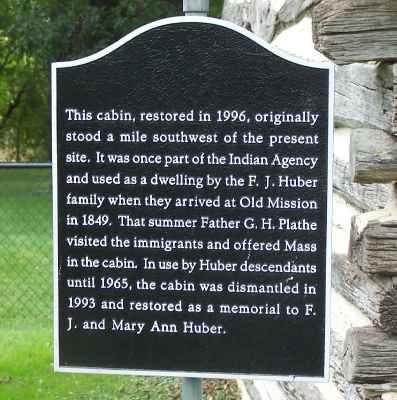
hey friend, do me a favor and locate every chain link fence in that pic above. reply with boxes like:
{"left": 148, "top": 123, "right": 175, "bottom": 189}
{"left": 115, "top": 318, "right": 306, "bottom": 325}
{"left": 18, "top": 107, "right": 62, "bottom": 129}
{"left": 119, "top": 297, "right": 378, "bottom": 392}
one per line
{"left": 0, "top": 164, "right": 241, "bottom": 400}
{"left": 0, "top": 164, "right": 52, "bottom": 328}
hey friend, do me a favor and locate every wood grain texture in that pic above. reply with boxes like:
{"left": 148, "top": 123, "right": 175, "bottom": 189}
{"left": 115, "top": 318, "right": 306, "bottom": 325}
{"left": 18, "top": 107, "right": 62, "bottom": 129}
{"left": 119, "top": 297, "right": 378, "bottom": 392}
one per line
{"left": 313, "top": 0, "right": 397, "bottom": 64}
{"left": 333, "top": 158, "right": 394, "bottom": 212}
{"left": 362, "top": 383, "right": 397, "bottom": 399}
{"left": 335, "top": 64, "right": 393, "bottom": 132}
{"left": 222, "top": 0, "right": 277, "bottom": 41}
{"left": 277, "top": 0, "right": 318, "bottom": 31}
{"left": 329, "top": 291, "right": 371, "bottom": 400}
{"left": 394, "top": 64, "right": 397, "bottom": 135}
{"left": 332, "top": 254, "right": 397, "bottom": 334}
{"left": 242, "top": 289, "right": 371, "bottom": 400}
{"left": 350, "top": 129, "right": 397, "bottom": 183}
{"left": 223, "top": 0, "right": 318, "bottom": 42}
{"left": 343, "top": 327, "right": 397, "bottom": 384}
{"left": 274, "top": 289, "right": 370, "bottom": 400}
{"left": 350, "top": 209, "right": 397, "bottom": 275}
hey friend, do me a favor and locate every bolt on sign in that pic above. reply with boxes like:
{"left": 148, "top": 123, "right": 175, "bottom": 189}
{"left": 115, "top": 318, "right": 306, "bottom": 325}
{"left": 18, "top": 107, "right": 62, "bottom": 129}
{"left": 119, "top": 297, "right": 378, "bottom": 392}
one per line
{"left": 52, "top": 16, "right": 334, "bottom": 381}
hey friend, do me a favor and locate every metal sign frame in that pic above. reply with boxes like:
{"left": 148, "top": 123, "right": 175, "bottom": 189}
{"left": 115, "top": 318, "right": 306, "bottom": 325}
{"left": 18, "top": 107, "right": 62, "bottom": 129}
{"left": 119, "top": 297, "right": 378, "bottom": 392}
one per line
{"left": 52, "top": 16, "right": 334, "bottom": 382}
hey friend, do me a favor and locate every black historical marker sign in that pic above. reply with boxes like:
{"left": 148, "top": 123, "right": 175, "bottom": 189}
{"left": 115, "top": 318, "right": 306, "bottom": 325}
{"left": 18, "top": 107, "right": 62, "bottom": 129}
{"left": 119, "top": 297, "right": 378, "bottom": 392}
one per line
{"left": 52, "top": 17, "right": 333, "bottom": 380}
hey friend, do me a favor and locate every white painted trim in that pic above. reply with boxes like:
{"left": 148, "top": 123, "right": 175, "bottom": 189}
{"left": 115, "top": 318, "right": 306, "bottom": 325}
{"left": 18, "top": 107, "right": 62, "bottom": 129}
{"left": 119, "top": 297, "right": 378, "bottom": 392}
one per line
{"left": 54, "top": 365, "right": 330, "bottom": 382}
{"left": 51, "top": 62, "right": 60, "bottom": 370}
{"left": 52, "top": 16, "right": 332, "bottom": 71}
{"left": 52, "top": 16, "right": 334, "bottom": 382}
{"left": 324, "top": 64, "right": 335, "bottom": 382}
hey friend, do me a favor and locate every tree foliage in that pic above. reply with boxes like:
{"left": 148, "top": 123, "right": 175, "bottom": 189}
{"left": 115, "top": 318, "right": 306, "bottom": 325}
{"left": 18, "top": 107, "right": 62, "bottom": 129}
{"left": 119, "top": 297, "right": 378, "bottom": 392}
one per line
{"left": 0, "top": 0, "right": 224, "bottom": 161}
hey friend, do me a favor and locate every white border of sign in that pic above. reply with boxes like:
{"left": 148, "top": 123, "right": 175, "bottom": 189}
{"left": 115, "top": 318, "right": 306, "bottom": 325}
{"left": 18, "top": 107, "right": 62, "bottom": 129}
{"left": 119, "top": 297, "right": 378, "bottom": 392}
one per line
{"left": 52, "top": 16, "right": 334, "bottom": 382}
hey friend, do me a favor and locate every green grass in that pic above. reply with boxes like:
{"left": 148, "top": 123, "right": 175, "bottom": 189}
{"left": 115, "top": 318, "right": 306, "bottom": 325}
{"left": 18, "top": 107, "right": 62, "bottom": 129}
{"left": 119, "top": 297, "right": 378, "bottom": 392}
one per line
{"left": 0, "top": 328, "right": 183, "bottom": 400}
{"left": 0, "top": 169, "right": 240, "bottom": 400}
{"left": 0, "top": 326, "right": 239, "bottom": 400}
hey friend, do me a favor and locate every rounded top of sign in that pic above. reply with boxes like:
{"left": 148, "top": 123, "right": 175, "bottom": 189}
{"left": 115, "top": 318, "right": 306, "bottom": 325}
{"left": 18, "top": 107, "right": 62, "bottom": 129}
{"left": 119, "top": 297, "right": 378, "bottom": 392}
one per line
{"left": 52, "top": 16, "right": 333, "bottom": 71}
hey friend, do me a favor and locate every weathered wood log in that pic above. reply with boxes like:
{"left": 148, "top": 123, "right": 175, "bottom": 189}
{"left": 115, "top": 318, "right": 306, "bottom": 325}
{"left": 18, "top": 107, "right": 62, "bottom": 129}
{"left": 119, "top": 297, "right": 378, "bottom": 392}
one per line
{"left": 222, "top": 0, "right": 251, "bottom": 30}
{"left": 312, "top": 0, "right": 397, "bottom": 64}
{"left": 343, "top": 327, "right": 397, "bottom": 384}
{"left": 223, "top": 0, "right": 319, "bottom": 43}
{"left": 335, "top": 64, "right": 393, "bottom": 132}
{"left": 277, "top": 0, "right": 318, "bottom": 31}
{"left": 244, "top": 288, "right": 370, "bottom": 400}
{"left": 333, "top": 158, "right": 395, "bottom": 212}
{"left": 247, "top": 261, "right": 396, "bottom": 398}
{"left": 350, "top": 129, "right": 397, "bottom": 184}
{"left": 222, "top": 0, "right": 277, "bottom": 42}
{"left": 280, "top": 289, "right": 370, "bottom": 400}
{"left": 332, "top": 254, "right": 397, "bottom": 334}
{"left": 326, "top": 290, "right": 370, "bottom": 400}
{"left": 349, "top": 209, "right": 397, "bottom": 275}
{"left": 246, "top": 0, "right": 278, "bottom": 41}
{"left": 394, "top": 64, "right": 397, "bottom": 136}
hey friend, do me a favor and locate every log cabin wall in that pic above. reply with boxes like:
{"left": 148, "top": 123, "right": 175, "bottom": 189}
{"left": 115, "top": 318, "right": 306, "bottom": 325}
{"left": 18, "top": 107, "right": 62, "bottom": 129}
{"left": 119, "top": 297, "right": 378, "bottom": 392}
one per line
{"left": 222, "top": 1, "right": 397, "bottom": 399}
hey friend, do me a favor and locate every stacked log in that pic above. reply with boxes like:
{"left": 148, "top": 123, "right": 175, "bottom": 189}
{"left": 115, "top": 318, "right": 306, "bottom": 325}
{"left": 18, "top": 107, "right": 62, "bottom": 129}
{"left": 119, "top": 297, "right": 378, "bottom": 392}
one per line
{"left": 341, "top": 209, "right": 397, "bottom": 398}
{"left": 333, "top": 157, "right": 394, "bottom": 211}
{"left": 312, "top": 0, "right": 397, "bottom": 64}
{"left": 316, "top": 3, "right": 397, "bottom": 398}
{"left": 349, "top": 209, "right": 397, "bottom": 275}
{"left": 344, "top": 328, "right": 397, "bottom": 384}
{"left": 335, "top": 64, "right": 393, "bottom": 132}
{"left": 350, "top": 130, "right": 397, "bottom": 184}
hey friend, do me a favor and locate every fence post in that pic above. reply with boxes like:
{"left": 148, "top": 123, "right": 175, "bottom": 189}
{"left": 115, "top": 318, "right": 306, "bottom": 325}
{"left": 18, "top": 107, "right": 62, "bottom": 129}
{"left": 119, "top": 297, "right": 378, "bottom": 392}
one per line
{"left": 182, "top": 377, "right": 203, "bottom": 400}
{"left": 183, "top": 0, "right": 209, "bottom": 16}
{"left": 180, "top": 1, "right": 209, "bottom": 398}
